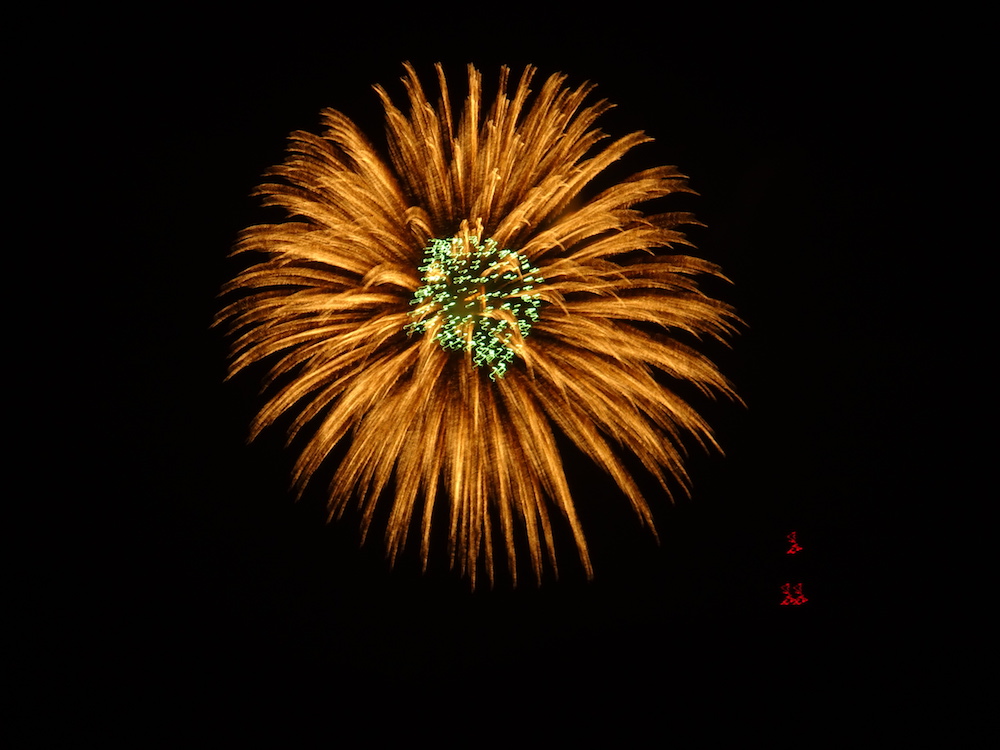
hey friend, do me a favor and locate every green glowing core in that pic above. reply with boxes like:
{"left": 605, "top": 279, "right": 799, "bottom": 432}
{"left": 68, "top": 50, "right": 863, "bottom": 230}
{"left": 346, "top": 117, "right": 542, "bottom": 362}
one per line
{"left": 407, "top": 234, "right": 543, "bottom": 379}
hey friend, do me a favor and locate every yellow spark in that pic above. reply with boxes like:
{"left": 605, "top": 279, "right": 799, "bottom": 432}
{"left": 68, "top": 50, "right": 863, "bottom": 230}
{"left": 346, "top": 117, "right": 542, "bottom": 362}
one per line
{"left": 216, "top": 63, "right": 742, "bottom": 588}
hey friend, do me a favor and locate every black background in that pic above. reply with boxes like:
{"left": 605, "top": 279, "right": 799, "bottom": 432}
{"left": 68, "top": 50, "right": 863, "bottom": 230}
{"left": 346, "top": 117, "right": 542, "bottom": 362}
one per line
{"left": 37, "top": 4, "right": 958, "bottom": 737}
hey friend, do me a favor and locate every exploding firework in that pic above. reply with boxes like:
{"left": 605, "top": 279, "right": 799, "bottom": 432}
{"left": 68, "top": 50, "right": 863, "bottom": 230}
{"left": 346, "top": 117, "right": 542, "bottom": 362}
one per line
{"left": 217, "top": 63, "right": 741, "bottom": 587}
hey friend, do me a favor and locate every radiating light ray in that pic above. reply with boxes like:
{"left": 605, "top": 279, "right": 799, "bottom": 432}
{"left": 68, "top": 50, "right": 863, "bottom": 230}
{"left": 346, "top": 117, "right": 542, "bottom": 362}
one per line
{"left": 217, "top": 62, "right": 742, "bottom": 588}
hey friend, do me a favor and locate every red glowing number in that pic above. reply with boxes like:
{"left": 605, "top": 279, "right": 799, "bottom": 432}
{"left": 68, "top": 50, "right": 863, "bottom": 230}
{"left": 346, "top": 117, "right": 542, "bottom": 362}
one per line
{"left": 780, "top": 582, "right": 808, "bottom": 605}
{"left": 786, "top": 531, "right": 803, "bottom": 555}
{"left": 781, "top": 532, "right": 808, "bottom": 605}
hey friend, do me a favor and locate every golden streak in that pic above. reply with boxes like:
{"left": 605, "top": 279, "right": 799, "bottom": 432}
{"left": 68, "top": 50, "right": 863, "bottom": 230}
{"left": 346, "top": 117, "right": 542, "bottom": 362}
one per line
{"left": 217, "top": 63, "right": 742, "bottom": 588}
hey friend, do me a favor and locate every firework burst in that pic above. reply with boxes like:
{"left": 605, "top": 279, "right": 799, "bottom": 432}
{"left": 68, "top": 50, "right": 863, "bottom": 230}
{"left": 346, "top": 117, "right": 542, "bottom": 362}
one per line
{"left": 217, "top": 63, "right": 741, "bottom": 587}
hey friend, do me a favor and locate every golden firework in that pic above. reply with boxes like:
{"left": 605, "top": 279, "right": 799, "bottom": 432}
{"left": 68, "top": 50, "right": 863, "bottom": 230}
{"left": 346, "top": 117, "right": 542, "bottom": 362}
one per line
{"left": 217, "top": 63, "right": 742, "bottom": 587}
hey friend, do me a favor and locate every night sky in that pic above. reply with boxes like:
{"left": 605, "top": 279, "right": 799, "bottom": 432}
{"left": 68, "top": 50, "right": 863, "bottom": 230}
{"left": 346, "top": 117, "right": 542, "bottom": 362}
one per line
{"left": 40, "top": 5, "right": 949, "bottom": 735}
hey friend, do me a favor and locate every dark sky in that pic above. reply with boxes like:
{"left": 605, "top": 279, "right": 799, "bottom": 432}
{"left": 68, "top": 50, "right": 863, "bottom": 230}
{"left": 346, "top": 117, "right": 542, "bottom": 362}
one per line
{"left": 43, "top": 5, "right": 948, "bottom": 734}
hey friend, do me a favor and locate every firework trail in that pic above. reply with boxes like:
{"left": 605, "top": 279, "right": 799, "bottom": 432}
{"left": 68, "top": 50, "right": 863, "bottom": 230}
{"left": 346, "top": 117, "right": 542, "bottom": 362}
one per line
{"left": 217, "top": 63, "right": 742, "bottom": 587}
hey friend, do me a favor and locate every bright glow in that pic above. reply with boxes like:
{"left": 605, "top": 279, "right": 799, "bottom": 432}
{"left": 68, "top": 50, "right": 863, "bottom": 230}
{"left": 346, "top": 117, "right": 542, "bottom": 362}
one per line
{"left": 216, "top": 63, "right": 742, "bottom": 588}
{"left": 406, "top": 234, "right": 543, "bottom": 380}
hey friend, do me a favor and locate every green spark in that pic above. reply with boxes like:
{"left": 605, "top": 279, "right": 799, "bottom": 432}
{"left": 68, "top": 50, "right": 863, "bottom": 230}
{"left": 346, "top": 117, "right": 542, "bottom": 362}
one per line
{"left": 406, "top": 235, "right": 543, "bottom": 379}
